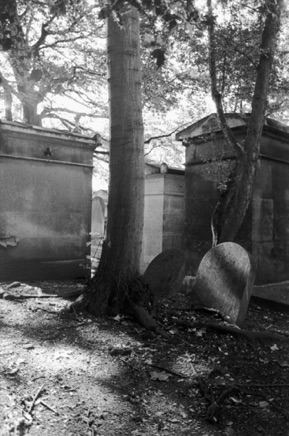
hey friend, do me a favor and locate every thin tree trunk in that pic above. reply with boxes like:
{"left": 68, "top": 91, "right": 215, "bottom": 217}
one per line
{"left": 17, "top": 81, "right": 42, "bottom": 126}
{"left": 209, "top": 0, "right": 282, "bottom": 245}
{"left": 1, "top": 78, "right": 13, "bottom": 121}
{"left": 1, "top": 0, "right": 42, "bottom": 126}
{"left": 22, "top": 99, "right": 41, "bottom": 126}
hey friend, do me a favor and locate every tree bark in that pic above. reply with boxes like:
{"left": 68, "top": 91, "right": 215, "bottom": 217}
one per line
{"left": 4, "top": 91, "right": 13, "bottom": 121}
{"left": 209, "top": 0, "right": 282, "bottom": 245}
{"left": 106, "top": 7, "right": 144, "bottom": 276}
{"left": 21, "top": 93, "right": 41, "bottom": 126}
{"left": 73, "top": 6, "right": 146, "bottom": 317}
{"left": 0, "top": 75, "right": 13, "bottom": 121}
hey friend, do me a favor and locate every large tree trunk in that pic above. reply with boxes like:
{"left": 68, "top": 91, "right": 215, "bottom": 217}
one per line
{"left": 209, "top": 0, "right": 282, "bottom": 245}
{"left": 73, "top": 7, "right": 147, "bottom": 317}
{"left": 106, "top": 7, "right": 144, "bottom": 277}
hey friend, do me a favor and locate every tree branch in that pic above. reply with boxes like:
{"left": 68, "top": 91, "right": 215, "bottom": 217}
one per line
{"left": 246, "top": 0, "right": 282, "bottom": 164}
{"left": 42, "top": 107, "right": 105, "bottom": 118}
{"left": 207, "top": 0, "right": 244, "bottom": 159}
{"left": 32, "top": 23, "right": 50, "bottom": 54}
{"left": 43, "top": 114, "right": 74, "bottom": 130}
{"left": 93, "top": 153, "right": 109, "bottom": 163}
{"left": 39, "top": 34, "right": 89, "bottom": 50}
{"left": 73, "top": 66, "right": 106, "bottom": 78}
{"left": 144, "top": 121, "right": 192, "bottom": 145}
{"left": 94, "top": 150, "right": 109, "bottom": 155}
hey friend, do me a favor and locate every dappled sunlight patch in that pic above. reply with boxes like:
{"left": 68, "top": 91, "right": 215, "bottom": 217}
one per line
{"left": 2, "top": 279, "right": 289, "bottom": 435}
{"left": 27, "top": 345, "right": 90, "bottom": 373}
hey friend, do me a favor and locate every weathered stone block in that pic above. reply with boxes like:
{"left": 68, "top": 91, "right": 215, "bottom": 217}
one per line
{"left": 252, "top": 198, "right": 274, "bottom": 242}
{"left": 253, "top": 281, "right": 289, "bottom": 305}
{"left": 164, "top": 195, "right": 184, "bottom": 213}
{"left": 0, "top": 123, "right": 95, "bottom": 280}
{"left": 163, "top": 175, "right": 184, "bottom": 194}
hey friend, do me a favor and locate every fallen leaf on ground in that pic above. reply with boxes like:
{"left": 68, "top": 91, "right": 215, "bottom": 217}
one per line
{"left": 149, "top": 371, "right": 171, "bottom": 381}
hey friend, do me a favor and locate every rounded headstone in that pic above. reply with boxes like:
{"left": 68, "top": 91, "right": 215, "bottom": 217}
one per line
{"left": 193, "top": 242, "right": 255, "bottom": 325}
{"left": 143, "top": 249, "right": 185, "bottom": 302}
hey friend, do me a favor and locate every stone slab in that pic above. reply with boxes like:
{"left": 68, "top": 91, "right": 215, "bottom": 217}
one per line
{"left": 143, "top": 249, "right": 185, "bottom": 302}
{"left": 253, "top": 281, "right": 289, "bottom": 306}
{"left": 192, "top": 242, "right": 255, "bottom": 325}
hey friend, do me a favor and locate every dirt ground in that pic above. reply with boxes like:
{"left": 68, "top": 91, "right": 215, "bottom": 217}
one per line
{"left": 1, "top": 280, "right": 289, "bottom": 436}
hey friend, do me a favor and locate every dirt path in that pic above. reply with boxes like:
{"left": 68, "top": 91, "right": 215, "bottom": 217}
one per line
{"left": 1, "top": 280, "right": 289, "bottom": 436}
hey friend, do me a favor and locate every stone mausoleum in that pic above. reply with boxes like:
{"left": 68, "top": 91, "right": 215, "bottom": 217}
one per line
{"left": 0, "top": 121, "right": 96, "bottom": 281}
{"left": 90, "top": 163, "right": 185, "bottom": 274}
{"left": 140, "top": 163, "right": 185, "bottom": 272}
{"left": 176, "top": 113, "right": 289, "bottom": 285}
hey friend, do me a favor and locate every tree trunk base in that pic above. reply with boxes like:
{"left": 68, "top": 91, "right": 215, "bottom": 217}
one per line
{"left": 68, "top": 273, "right": 169, "bottom": 338}
{"left": 69, "top": 278, "right": 111, "bottom": 316}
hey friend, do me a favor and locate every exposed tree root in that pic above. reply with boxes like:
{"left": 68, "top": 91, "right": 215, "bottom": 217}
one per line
{"left": 69, "top": 277, "right": 112, "bottom": 316}
{"left": 174, "top": 319, "right": 289, "bottom": 342}
{"left": 198, "top": 373, "right": 289, "bottom": 424}
{"left": 125, "top": 302, "right": 170, "bottom": 340}
{"left": 146, "top": 363, "right": 190, "bottom": 379}
{"left": 198, "top": 377, "right": 240, "bottom": 423}
{"left": 68, "top": 271, "right": 170, "bottom": 338}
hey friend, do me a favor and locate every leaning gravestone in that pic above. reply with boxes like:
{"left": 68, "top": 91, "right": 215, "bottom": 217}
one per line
{"left": 143, "top": 249, "right": 186, "bottom": 306}
{"left": 192, "top": 242, "right": 255, "bottom": 326}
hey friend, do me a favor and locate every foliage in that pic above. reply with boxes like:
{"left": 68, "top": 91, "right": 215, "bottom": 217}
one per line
{"left": 1, "top": 0, "right": 289, "bottom": 128}
{"left": 207, "top": 0, "right": 285, "bottom": 244}
{"left": 100, "top": 0, "right": 286, "bottom": 246}
{"left": 0, "top": 0, "right": 106, "bottom": 127}
{"left": 132, "top": 1, "right": 288, "bottom": 118}
{"left": 1, "top": 0, "right": 288, "bottom": 176}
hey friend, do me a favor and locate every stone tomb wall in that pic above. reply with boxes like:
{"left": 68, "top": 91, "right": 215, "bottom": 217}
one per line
{"left": 0, "top": 122, "right": 95, "bottom": 281}
{"left": 184, "top": 127, "right": 289, "bottom": 284}
{"left": 252, "top": 157, "right": 289, "bottom": 284}
{"left": 140, "top": 173, "right": 185, "bottom": 273}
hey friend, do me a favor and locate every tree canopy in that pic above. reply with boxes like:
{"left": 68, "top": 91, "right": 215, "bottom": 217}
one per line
{"left": 0, "top": 0, "right": 288, "bottom": 165}
{"left": 93, "top": 0, "right": 288, "bottom": 246}
{"left": 0, "top": 0, "right": 106, "bottom": 127}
